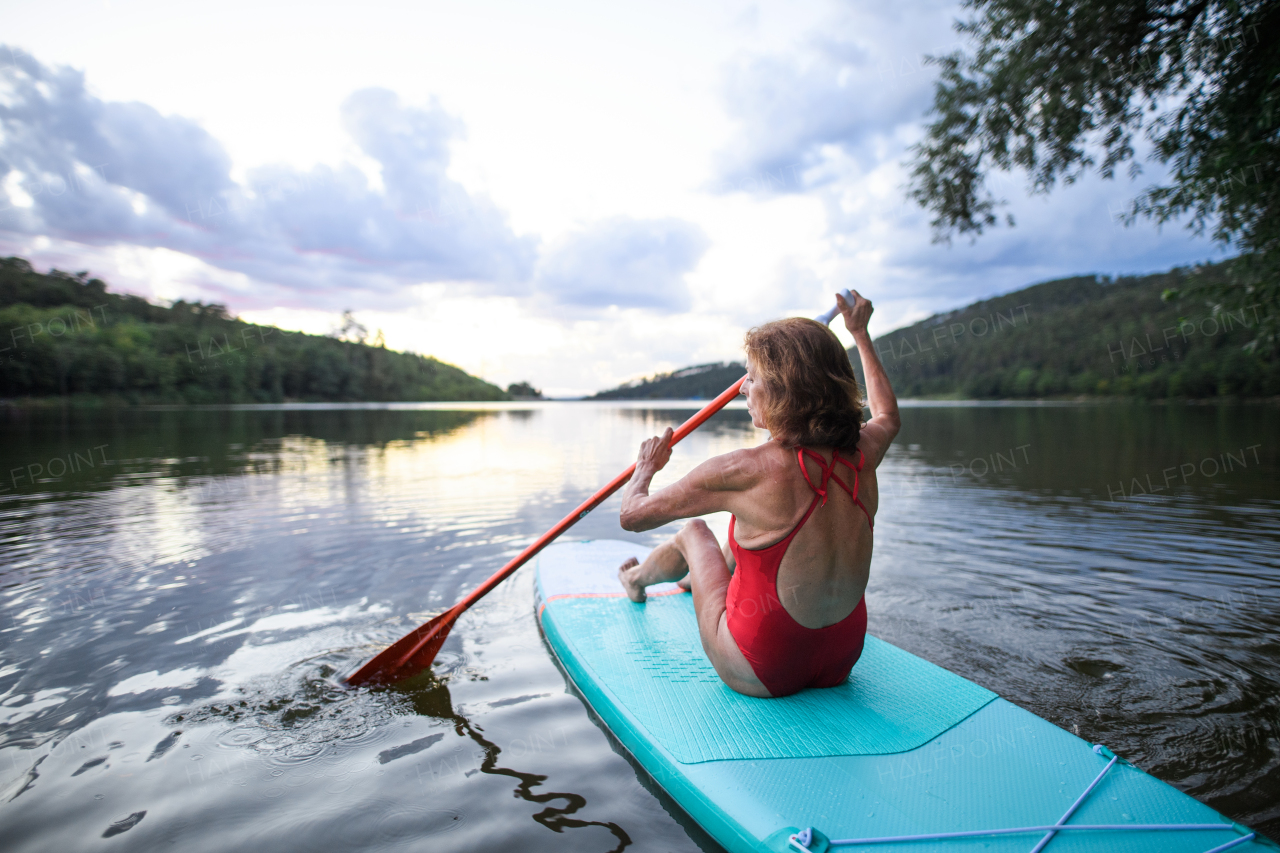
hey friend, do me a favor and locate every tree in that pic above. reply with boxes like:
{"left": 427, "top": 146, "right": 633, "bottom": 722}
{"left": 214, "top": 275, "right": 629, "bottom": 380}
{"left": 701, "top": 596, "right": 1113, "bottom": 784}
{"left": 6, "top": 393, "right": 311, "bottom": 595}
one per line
{"left": 507, "top": 381, "right": 542, "bottom": 399}
{"left": 330, "top": 309, "right": 369, "bottom": 344}
{"left": 909, "top": 0, "right": 1279, "bottom": 354}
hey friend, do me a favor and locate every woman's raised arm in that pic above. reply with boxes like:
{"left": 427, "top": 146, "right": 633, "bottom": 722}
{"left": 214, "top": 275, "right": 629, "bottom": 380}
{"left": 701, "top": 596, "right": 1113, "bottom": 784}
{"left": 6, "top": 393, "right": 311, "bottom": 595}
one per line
{"left": 619, "top": 428, "right": 757, "bottom": 532}
{"left": 838, "top": 290, "right": 900, "bottom": 468}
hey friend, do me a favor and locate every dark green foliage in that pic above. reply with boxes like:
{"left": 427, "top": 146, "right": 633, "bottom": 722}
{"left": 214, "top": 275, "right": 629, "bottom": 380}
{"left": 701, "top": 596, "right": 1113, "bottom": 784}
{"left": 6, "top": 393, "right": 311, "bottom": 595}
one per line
{"left": 0, "top": 257, "right": 508, "bottom": 404}
{"left": 592, "top": 262, "right": 1277, "bottom": 401}
{"left": 860, "top": 260, "right": 1280, "bottom": 399}
{"left": 591, "top": 362, "right": 747, "bottom": 400}
{"left": 909, "top": 0, "right": 1280, "bottom": 352}
{"left": 507, "top": 381, "right": 543, "bottom": 399}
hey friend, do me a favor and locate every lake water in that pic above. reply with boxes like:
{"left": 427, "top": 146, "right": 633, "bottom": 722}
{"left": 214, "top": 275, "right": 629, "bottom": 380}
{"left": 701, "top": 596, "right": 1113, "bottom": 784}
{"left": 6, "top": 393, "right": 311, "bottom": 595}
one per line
{"left": 0, "top": 401, "right": 1277, "bottom": 850}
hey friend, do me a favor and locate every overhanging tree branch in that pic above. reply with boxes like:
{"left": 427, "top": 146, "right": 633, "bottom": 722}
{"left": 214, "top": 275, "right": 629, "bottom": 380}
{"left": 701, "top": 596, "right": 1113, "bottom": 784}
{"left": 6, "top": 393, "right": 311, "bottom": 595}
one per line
{"left": 908, "top": 0, "right": 1280, "bottom": 355}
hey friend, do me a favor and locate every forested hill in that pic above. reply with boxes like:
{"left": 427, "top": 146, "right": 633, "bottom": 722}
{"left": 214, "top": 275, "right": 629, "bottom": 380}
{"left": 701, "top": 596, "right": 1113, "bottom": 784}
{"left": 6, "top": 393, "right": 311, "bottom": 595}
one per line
{"left": 589, "top": 362, "right": 747, "bottom": 399}
{"left": 0, "top": 258, "right": 508, "bottom": 404}
{"left": 591, "top": 261, "right": 1278, "bottom": 400}
{"left": 870, "top": 260, "right": 1277, "bottom": 399}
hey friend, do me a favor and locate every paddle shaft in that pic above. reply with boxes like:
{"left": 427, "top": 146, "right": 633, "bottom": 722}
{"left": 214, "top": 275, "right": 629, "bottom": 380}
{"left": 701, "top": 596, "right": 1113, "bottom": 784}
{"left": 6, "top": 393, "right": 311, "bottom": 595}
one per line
{"left": 348, "top": 376, "right": 747, "bottom": 683}
{"left": 450, "top": 378, "right": 745, "bottom": 615}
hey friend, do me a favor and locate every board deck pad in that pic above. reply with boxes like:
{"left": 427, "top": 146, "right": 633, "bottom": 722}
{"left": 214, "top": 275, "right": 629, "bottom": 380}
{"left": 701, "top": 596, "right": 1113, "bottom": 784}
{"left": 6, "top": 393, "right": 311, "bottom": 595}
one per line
{"left": 544, "top": 593, "right": 997, "bottom": 763}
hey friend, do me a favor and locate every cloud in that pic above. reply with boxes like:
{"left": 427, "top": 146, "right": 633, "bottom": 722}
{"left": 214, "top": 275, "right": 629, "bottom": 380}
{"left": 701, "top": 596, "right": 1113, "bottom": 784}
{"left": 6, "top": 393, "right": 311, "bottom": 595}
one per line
{"left": 710, "top": 4, "right": 1223, "bottom": 336}
{"left": 534, "top": 217, "right": 709, "bottom": 313}
{"left": 805, "top": 151, "right": 1225, "bottom": 341}
{"left": 713, "top": 3, "right": 959, "bottom": 195}
{"left": 0, "top": 47, "right": 535, "bottom": 308}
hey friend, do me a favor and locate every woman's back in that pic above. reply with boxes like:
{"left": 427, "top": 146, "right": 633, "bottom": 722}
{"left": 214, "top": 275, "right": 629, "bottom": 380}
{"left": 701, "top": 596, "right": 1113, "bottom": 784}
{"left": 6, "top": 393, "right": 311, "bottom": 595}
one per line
{"left": 727, "top": 440, "right": 876, "bottom": 629}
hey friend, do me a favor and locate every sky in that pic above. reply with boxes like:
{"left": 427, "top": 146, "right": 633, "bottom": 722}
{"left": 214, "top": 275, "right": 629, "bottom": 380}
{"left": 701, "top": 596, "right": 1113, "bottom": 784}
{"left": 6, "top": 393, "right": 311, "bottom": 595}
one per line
{"left": 1, "top": 0, "right": 1227, "bottom": 396}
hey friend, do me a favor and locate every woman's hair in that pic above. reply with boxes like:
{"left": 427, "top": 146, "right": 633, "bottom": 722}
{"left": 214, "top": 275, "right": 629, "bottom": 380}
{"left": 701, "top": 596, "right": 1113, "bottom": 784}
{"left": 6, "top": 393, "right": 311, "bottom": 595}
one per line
{"left": 743, "top": 317, "right": 864, "bottom": 449}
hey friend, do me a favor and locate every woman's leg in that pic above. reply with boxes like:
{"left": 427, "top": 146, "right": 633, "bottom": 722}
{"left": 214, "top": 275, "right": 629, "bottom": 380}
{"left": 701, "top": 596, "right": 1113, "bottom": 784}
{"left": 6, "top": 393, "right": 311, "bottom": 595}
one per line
{"left": 619, "top": 520, "right": 769, "bottom": 697}
{"left": 618, "top": 538, "right": 688, "bottom": 602}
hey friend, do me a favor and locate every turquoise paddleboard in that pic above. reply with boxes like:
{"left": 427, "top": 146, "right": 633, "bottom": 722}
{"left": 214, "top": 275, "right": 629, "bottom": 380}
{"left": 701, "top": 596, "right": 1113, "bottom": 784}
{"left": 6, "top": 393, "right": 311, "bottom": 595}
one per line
{"left": 535, "top": 539, "right": 1273, "bottom": 853}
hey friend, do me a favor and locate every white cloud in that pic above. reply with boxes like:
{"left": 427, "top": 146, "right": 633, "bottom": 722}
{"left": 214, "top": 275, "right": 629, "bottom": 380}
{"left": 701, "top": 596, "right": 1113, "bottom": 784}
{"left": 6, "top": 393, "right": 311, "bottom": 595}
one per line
{"left": 0, "top": 49, "right": 535, "bottom": 310}
{"left": 713, "top": 1, "right": 960, "bottom": 194}
{"left": 535, "top": 217, "right": 709, "bottom": 313}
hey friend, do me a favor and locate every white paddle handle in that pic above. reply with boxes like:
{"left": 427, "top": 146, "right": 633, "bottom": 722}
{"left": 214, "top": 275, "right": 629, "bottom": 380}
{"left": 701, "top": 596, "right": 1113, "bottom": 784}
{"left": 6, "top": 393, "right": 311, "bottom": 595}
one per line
{"left": 814, "top": 289, "right": 854, "bottom": 325}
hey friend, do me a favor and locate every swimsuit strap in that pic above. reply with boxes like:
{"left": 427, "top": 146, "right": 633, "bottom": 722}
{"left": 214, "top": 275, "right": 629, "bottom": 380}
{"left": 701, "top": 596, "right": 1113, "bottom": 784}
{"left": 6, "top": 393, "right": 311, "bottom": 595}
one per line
{"left": 796, "top": 447, "right": 831, "bottom": 505}
{"left": 839, "top": 448, "right": 874, "bottom": 530}
{"left": 827, "top": 448, "right": 865, "bottom": 500}
{"left": 798, "top": 447, "right": 874, "bottom": 530}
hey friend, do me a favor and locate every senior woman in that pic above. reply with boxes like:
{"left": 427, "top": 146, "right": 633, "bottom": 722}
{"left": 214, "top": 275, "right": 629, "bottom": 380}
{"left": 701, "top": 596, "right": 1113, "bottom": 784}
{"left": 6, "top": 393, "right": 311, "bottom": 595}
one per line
{"left": 617, "top": 291, "right": 900, "bottom": 698}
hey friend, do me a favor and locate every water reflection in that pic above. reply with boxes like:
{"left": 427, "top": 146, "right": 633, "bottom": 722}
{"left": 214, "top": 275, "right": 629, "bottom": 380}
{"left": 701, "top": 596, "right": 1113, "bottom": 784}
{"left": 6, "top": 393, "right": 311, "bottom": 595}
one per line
{"left": 0, "top": 407, "right": 494, "bottom": 497}
{"left": 0, "top": 401, "right": 1275, "bottom": 848}
{"left": 886, "top": 404, "right": 1276, "bottom": 502}
{"left": 395, "top": 673, "right": 631, "bottom": 852}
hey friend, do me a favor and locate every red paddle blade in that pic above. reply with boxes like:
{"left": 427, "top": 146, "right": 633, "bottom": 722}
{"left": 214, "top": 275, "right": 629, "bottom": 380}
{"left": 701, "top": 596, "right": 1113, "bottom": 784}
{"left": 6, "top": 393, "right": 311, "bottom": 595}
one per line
{"left": 347, "top": 606, "right": 459, "bottom": 686}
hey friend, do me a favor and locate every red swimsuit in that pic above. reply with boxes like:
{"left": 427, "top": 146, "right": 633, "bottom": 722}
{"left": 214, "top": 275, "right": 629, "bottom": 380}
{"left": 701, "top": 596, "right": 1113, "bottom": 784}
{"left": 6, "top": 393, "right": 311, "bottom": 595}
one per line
{"left": 725, "top": 447, "right": 873, "bottom": 697}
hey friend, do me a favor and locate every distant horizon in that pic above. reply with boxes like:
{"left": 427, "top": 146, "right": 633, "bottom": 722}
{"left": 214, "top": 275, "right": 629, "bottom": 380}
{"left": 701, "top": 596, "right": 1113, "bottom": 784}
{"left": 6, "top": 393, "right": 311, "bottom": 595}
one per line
{"left": 10, "top": 251, "right": 1225, "bottom": 400}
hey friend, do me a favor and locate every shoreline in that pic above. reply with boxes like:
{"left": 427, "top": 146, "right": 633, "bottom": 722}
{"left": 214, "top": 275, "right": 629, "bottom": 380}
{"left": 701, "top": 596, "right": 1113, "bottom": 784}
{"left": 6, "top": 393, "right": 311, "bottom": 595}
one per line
{"left": 3, "top": 394, "right": 1278, "bottom": 411}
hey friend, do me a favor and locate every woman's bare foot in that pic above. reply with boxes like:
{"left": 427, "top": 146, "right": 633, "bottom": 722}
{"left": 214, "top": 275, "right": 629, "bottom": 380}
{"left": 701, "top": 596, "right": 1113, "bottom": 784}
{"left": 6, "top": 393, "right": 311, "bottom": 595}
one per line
{"left": 618, "top": 557, "right": 647, "bottom": 602}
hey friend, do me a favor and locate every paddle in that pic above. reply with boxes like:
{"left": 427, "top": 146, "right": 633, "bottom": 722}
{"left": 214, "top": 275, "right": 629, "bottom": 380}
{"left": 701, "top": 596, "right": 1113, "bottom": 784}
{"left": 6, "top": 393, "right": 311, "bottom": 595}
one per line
{"left": 346, "top": 292, "right": 852, "bottom": 687}
{"left": 345, "top": 379, "right": 746, "bottom": 685}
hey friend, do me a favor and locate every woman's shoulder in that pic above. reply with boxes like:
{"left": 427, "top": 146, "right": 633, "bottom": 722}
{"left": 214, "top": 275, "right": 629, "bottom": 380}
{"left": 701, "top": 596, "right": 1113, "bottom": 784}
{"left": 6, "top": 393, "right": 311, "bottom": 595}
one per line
{"left": 743, "top": 439, "right": 794, "bottom": 462}
{"left": 737, "top": 440, "right": 798, "bottom": 478}
{"left": 692, "top": 441, "right": 788, "bottom": 489}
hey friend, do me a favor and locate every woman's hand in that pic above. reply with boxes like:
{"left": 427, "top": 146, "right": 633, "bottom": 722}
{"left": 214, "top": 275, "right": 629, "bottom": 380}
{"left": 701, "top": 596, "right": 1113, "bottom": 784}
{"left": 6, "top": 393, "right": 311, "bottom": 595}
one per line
{"left": 637, "top": 427, "right": 674, "bottom": 474}
{"left": 836, "top": 290, "right": 873, "bottom": 338}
